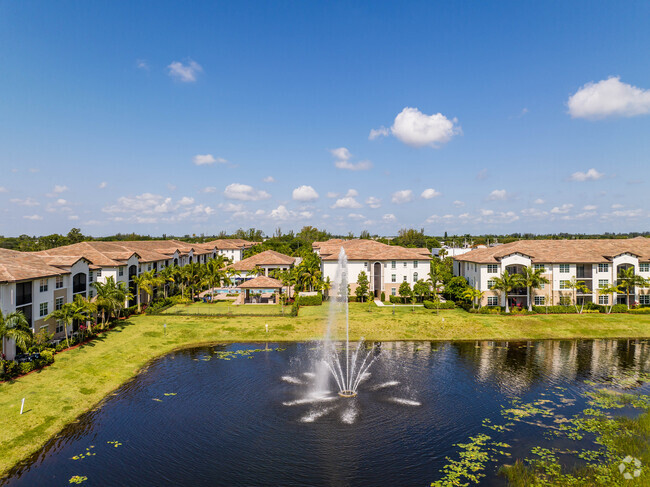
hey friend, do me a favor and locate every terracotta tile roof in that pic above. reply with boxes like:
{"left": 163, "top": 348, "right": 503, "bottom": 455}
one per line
{"left": 237, "top": 275, "right": 283, "bottom": 289}
{"left": 202, "top": 239, "right": 259, "bottom": 250}
{"left": 0, "top": 248, "right": 70, "bottom": 283}
{"left": 313, "top": 239, "right": 432, "bottom": 261}
{"left": 453, "top": 237, "right": 650, "bottom": 264}
{"left": 227, "top": 250, "right": 296, "bottom": 271}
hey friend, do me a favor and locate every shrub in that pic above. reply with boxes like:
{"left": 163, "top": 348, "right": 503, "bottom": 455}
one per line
{"left": 145, "top": 297, "right": 176, "bottom": 314}
{"left": 629, "top": 307, "right": 650, "bottom": 314}
{"left": 289, "top": 301, "right": 300, "bottom": 317}
{"left": 532, "top": 305, "right": 576, "bottom": 314}
{"left": 473, "top": 307, "right": 502, "bottom": 314}
{"left": 1, "top": 360, "right": 20, "bottom": 381}
{"left": 297, "top": 294, "right": 323, "bottom": 306}
{"left": 389, "top": 295, "right": 404, "bottom": 304}
{"left": 423, "top": 300, "right": 456, "bottom": 310}
{"left": 123, "top": 305, "right": 138, "bottom": 317}
{"left": 610, "top": 304, "right": 629, "bottom": 313}
{"left": 380, "top": 291, "right": 385, "bottom": 302}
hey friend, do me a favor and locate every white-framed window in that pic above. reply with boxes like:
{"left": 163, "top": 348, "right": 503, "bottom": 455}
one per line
{"left": 598, "top": 279, "right": 609, "bottom": 289}
{"left": 55, "top": 276, "right": 64, "bottom": 289}
{"left": 559, "top": 264, "right": 570, "bottom": 273}
{"left": 391, "top": 274, "right": 396, "bottom": 283}
{"left": 118, "top": 267, "right": 124, "bottom": 277}
{"left": 56, "top": 319, "right": 64, "bottom": 334}
{"left": 39, "top": 302, "right": 48, "bottom": 317}
{"left": 487, "top": 264, "right": 498, "bottom": 273}
{"left": 487, "top": 296, "right": 498, "bottom": 306}
{"left": 391, "top": 288, "right": 396, "bottom": 296}
{"left": 391, "top": 261, "right": 396, "bottom": 269}
{"left": 598, "top": 263, "right": 609, "bottom": 273}
{"left": 403, "top": 276, "right": 408, "bottom": 282}
{"left": 534, "top": 296, "right": 545, "bottom": 305}
{"left": 363, "top": 262, "right": 367, "bottom": 268}
{"left": 55, "top": 297, "right": 64, "bottom": 310}
{"left": 599, "top": 295, "right": 609, "bottom": 305}
{"left": 559, "top": 280, "right": 570, "bottom": 290}
{"left": 89, "top": 271, "right": 94, "bottom": 282}
{"left": 640, "top": 263, "right": 650, "bottom": 273}
{"left": 413, "top": 272, "right": 418, "bottom": 282}
{"left": 534, "top": 264, "right": 545, "bottom": 272}
{"left": 39, "top": 279, "right": 48, "bottom": 292}
{"left": 487, "top": 279, "right": 496, "bottom": 289}
{"left": 559, "top": 296, "right": 571, "bottom": 305}
{"left": 96, "top": 269, "right": 102, "bottom": 277}
{"left": 539, "top": 282, "right": 545, "bottom": 290}
{"left": 640, "top": 295, "right": 650, "bottom": 305}
{"left": 414, "top": 261, "right": 418, "bottom": 268}
{"left": 403, "top": 262, "right": 407, "bottom": 268}
{"left": 148, "top": 264, "right": 152, "bottom": 271}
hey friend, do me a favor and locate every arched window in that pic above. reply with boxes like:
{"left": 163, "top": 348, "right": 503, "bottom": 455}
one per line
{"left": 413, "top": 272, "right": 418, "bottom": 282}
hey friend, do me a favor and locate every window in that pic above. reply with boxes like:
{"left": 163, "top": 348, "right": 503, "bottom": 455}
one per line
{"left": 599, "top": 295, "right": 609, "bottom": 305}
{"left": 96, "top": 269, "right": 102, "bottom": 277}
{"left": 598, "top": 263, "right": 609, "bottom": 273}
{"left": 39, "top": 302, "right": 48, "bottom": 317}
{"left": 559, "top": 280, "right": 570, "bottom": 290}
{"left": 55, "top": 297, "right": 64, "bottom": 310}
{"left": 640, "top": 263, "right": 650, "bottom": 273}
{"left": 391, "top": 261, "right": 396, "bottom": 269}
{"left": 534, "top": 264, "right": 545, "bottom": 272}
{"left": 487, "top": 296, "right": 498, "bottom": 306}
{"left": 414, "top": 261, "right": 418, "bottom": 268}
{"left": 598, "top": 279, "right": 609, "bottom": 289}
{"left": 534, "top": 296, "right": 545, "bottom": 305}
{"left": 403, "top": 276, "right": 408, "bottom": 282}
{"left": 640, "top": 295, "right": 650, "bottom": 305}
{"left": 56, "top": 320, "right": 64, "bottom": 334}
{"left": 148, "top": 264, "right": 152, "bottom": 271}
{"left": 487, "top": 279, "right": 496, "bottom": 289}
{"left": 55, "top": 276, "right": 63, "bottom": 289}
{"left": 413, "top": 272, "right": 418, "bottom": 282}
{"left": 89, "top": 271, "right": 94, "bottom": 282}
{"left": 539, "top": 282, "right": 545, "bottom": 290}
{"left": 39, "top": 279, "right": 48, "bottom": 292}
{"left": 363, "top": 262, "right": 367, "bottom": 267}
{"left": 89, "top": 289, "right": 94, "bottom": 298}
{"left": 559, "top": 264, "right": 570, "bottom": 273}
{"left": 487, "top": 264, "right": 498, "bottom": 273}
{"left": 118, "top": 267, "right": 124, "bottom": 277}
{"left": 165, "top": 260, "right": 169, "bottom": 267}
{"left": 391, "top": 288, "right": 396, "bottom": 296}
{"left": 391, "top": 274, "right": 396, "bottom": 283}
{"left": 403, "top": 262, "right": 407, "bottom": 268}
{"left": 559, "top": 296, "right": 571, "bottom": 305}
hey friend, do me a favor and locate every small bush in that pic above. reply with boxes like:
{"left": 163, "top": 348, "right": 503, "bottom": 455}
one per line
{"left": 389, "top": 295, "right": 403, "bottom": 304}
{"left": 532, "top": 305, "right": 576, "bottom": 314}
{"left": 297, "top": 294, "right": 323, "bottom": 306}
{"left": 423, "top": 300, "right": 456, "bottom": 310}
{"left": 380, "top": 292, "right": 385, "bottom": 302}
{"left": 629, "top": 307, "right": 650, "bottom": 314}
{"left": 469, "top": 307, "right": 502, "bottom": 314}
{"left": 289, "top": 301, "right": 300, "bottom": 317}
{"left": 123, "top": 305, "right": 138, "bottom": 317}
{"left": 610, "top": 304, "right": 629, "bottom": 313}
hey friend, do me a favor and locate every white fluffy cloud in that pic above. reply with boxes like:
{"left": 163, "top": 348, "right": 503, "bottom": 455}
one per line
{"left": 223, "top": 183, "right": 271, "bottom": 201}
{"left": 368, "top": 126, "right": 389, "bottom": 140}
{"left": 168, "top": 60, "right": 203, "bottom": 82}
{"left": 292, "top": 185, "right": 319, "bottom": 201}
{"left": 567, "top": 76, "right": 650, "bottom": 119}
{"left": 202, "top": 186, "right": 217, "bottom": 193}
{"left": 263, "top": 176, "right": 275, "bottom": 183}
{"left": 330, "top": 147, "right": 372, "bottom": 171}
{"left": 193, "top": 154, "right": 227, "bottom": 166}
{"left": 421, "top": 188, "right": 441, "bottom": 199}
{"left": 487, "top": 189, "right": 508, "bottom": 201}
{"left": 551, "top": 203, "right": 574, "bottom": 214}
{"left": 389, "top": 107, "right": 460, "bottom": 148}
{"left": 569, "top": 168, "right": 604, "bottom": 182}
{"left": 365, "top": 196, "right": 381, "bottom": 208}
{"left": 10, "top": 197, "right": 39, "bottom": 207}
{"left": 331, "top": 189, "right": 362, "bottom": 209}
{"left": 453, "top": 200, "right": 465, "bottom": 207}
{"left": 534, "top": 198, "right": 545, "bottom": 205}
{"left": 103, "top": 193, "right": 214, "bottom": 224}
{"left": 46, "top": 185, "right": 68, "bottom": 197}
{"left": 98, "top": 182, "right": 107, "bottom": 189}
{"left": 268, "top": 205, "right": 312, "bottom": 221}
{"left": 23, "top": 214, "right": 43, "bottom": 221}
{"left": 383, "top": 213, "right": 396, "bottom": 222}
{"left": 583, "top": 205, "right": 598, "bottom": 211}
{"left": 391, "top": 189, "right": 413, "bottom": 204}
{"left": 348, "top": 213, "right": 366, "bottom": 220}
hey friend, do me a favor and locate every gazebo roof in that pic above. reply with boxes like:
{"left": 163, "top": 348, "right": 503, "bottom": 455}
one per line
{"left": 236, "top": 275, "right": 283, "bottom": 289}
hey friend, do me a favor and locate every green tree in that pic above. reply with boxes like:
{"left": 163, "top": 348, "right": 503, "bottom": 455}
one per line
{"left": 413, "top": 279, "right": 430, "bottom": 303}
{"left": 398, "top": 281, "right": 412, "bottom": 304}
{"left": 46, "top": 303, "right": 78, "bottom": 348}
{"left": 598, "top": 283, "right": 621, "bottom": 314}
{"left": 462, "top": 287, "right": 484, "bottom": 310}
{"left": 1, "top": 310, "right": 32, "bottom": 370}
{"left": 444, "top": 276, "right": 470, "bottom": 303}
{"left": 618, "top": 267, "right": 648, "bottom": 309}
{"left": 520, "top": 266, "right": 550, "bottom": 312}
{"left": 566, "top": 277, "right": 589, "bottom": 313}
{"left": 355, "top": 271, "right": 370, "bottom": 302}
{"left": 490, "top": 270, "right": 523, "bottom": 313}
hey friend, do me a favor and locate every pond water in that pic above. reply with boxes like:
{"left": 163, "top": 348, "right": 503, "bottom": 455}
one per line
{"left": 3, "top": 339, "right": 650, "bottom": 486}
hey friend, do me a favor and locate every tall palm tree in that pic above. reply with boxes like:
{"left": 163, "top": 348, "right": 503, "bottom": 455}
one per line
{"left": 182, "top": 263, "right": 203, "bottom": 301}
{"left": 618, "top": 267, "right": 648, "bottom": 309}
{"left": 1, "top": 310, "right": 32, "bottom": 372}
{"left": 92, "top": 277, "right": 121, "bottom": 327}
{"left": 520, "top": 266, "right": 550, "bottom": 312}
{"left": 462, "top": 287, "right": 484, "bottom": 310}
{"left": 490, "top": 270, "right": 523, "bottom": 313}
{"left": 70, "top": 294, "right": 96, "bottom": 338}
{"left": 599, "top": 283, "right": 621, "bottom": 314}
{"left": 566, "top": 277, "right": 589, "bottom": 313}
{"left": 427, "top": 266, "right": 443, "bottom": 301}
{"left": 46, "top": 303, "right": 77, "bottom": 348}
{"left": 159, "top": 266, "right": 176, "bottom": 298}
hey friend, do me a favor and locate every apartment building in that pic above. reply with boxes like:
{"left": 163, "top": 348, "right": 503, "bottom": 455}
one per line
{"left": 202, "top": 239, "right": 259, "bottom": 263}
{"left": 313, "top": 239, "right": 432, "bottom": 298}
{"left": 226, "top": 250, "right": 297, "bottom": 284}
{"left": 0, "top": 249, "right": 90, "bottom": 359}
{"left": 453, "top": 238, "right": 650, "bottom": 307}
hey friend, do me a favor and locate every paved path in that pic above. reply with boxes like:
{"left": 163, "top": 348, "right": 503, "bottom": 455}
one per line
{"left": 374, "top": 300, "right": 424, "bottom": 307}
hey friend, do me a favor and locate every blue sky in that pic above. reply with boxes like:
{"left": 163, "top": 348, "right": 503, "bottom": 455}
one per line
{"left": 0, "top": 1, "right": 649, "bottom": 236}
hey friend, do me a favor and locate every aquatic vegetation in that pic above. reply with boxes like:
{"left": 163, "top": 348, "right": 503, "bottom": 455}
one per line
{"left": 69, "top": 475, "right": 87, "bottom": 484}
{"left": 205, "top": 347, "right": 285, "bottom": 361}
{"left": 163, "top": 393, "right": 177, "bottom": 396}
{"left": 107, "top": 441, "right": 122, "bottom": 448}
{"left": 71, "top": 446, "right": 95, "bottom": 461}
{"left": 152, "top": 398, "right": 163, "bottom": 402}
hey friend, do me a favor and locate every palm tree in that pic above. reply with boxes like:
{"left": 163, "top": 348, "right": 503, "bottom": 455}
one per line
{"left": 427, "top": 267, "right": 443, "bottom": 301}
{"left": 490, "top": 270, "right": 523, "bottom": 313}
{"left": 618, "top": 267, "right": 648, "bottom": 309}
{"left": 462, "top": 287, "right": 484, "bottom": 310}
{"left": 0, "top": 310, "right": 32, "bottom": 372}
{"left": 70, "top": 294, "right": 96, "bottom": 338}
{"left": 520, "top": 266, "right": 550, "bottom": 312}
{"left": 599, "top": 283, "right": 621, "bottom": 314}
{"left": 92, "top": 277, "right": 122, "bottom": 327}
{"left": 46, "top": 303, "right": 77, "bottom": 348}
{"left": 182, "top": 263, "right": 203, "bottom": 301}
{"left": 159, "top": 266, "right": 176, "bottom": 298}
{"left": 566, "top": 277, "right": 589, "bottom": 313}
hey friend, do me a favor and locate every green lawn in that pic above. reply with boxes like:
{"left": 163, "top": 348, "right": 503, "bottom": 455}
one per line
{"left": 162, "top": 301, "right": 285, "bottom": 315}
{"left": 1, "top": 303, "right": 649, "bottom": 477}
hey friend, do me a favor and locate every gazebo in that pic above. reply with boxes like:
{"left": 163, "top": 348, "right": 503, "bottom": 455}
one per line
{"left": 236, "top": 275, "right": 283, "bottom": 304}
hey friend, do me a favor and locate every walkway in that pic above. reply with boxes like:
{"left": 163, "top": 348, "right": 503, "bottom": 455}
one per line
{"left": 374, "top": 299, "right": 424, "bottom": 307}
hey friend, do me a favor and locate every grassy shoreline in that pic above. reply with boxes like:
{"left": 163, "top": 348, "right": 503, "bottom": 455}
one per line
{"left": 1, "top": 303, "right": 650, "bottom": 477}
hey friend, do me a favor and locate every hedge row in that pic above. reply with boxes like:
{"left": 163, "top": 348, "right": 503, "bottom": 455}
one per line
{"left": 423, "top": 300, "right": 456, "bottom": 310}
{"left": 1, "top": 350, "right": 54, "bottom": 381}
{"left": 296, "top": 294, "right": 323, "bottom": 306}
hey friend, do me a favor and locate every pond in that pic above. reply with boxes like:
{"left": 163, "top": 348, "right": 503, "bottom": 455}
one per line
{"left": 3, "top": 339, "right": 650, "bottom": 486}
